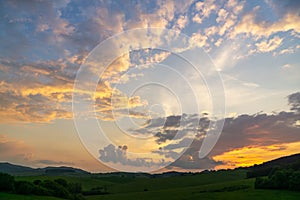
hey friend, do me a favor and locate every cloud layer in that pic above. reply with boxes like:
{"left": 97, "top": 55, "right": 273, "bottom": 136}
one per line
{"left": 1, "top": 0, "right": 300, "bottom": 123}
{"left": 98, "top": 92, "right": 300, "bottom": 170}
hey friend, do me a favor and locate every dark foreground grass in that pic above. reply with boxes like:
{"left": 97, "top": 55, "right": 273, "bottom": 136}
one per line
{"left": 107, "top": 169, "right": 247, "bottom": 194}
{"left": 86, "top": 190, "right": 300, "bottom": 200}
{"left": 15, "top": 175, "right": 113, "bottom": 191}
{"left": 86, "top": 179, "right": 300, "bottom": 200}
{"left": 0, "top": 192, "right": 64, "bottom": 200}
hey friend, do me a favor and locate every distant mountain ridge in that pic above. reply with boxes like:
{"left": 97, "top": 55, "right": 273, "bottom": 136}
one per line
{"left": 0, "top": 162, "right": 89, "bottom": 176}
{"left": 0, "top": 162, "right": 35, "bottom": 175}
{"left": 1, "top": 153, "right": 300, "bottom": 176}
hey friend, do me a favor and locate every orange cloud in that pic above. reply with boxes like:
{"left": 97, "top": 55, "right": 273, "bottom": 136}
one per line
{"left": 256, "top": 36, "right": 283, "bottom": 53}
{"left": 0, "top": 81, "right": 73, "bottom": 123}
{"left": 213, "top": 141, "right": 300, "bottom": 169}
{"left": 0, "top": 53, "right": 150, "bottom": 123}
{"left": 0, "top": 135, "right": 34, "bottom": 163}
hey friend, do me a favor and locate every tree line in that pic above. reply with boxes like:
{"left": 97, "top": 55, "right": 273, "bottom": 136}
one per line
{"left": 0, "top": 172, "right": 103, "bottom": 199}
{"left": 247, "top": 160, "right": 300, "bottom": 191}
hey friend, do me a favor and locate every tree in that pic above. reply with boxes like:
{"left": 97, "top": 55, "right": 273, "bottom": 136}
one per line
{"left": 68, "top": 182, "right": 82, "bottom": 194}
{"left": 14, "top": 181, "right": 34, "bottom": 195}
{"left": 54, "top": 178, "right": 68, "bottom": 187}
{"left": 289, "top": 171, "right": 300, "bottom": 191}
{"left": 41, "top": 180, "right": 71, "bottom": 198}
{"left": 33, "top": 179, "right": 42, "bottom": 185}
{"left": 0, "top": 172, "right": 14, "bottom": 192}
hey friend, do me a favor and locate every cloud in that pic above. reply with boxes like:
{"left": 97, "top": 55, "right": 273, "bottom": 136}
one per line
{"left": 129, "top": 49, "right": 171, "bottom": 69}
{"left": 192, "top": 13, "right": 202, "bottom": 24}
{"left": 0, "top": 51, "right": 151, "bottom": 123}
{"left": 0, "top": 0, "right": 76, "bottom": 60}
{"left": 211, "top": 111, "right": 300, "bottom": 156}
{"left": 155, "top": 130, "right": 178, "bottom": 144}
{"left": 0, "top": 77, "right": 73, "bottom": 123}
{"left": 189, "top": 33, "right": 208, "bottom": 48}
{"left": 173, "top": 14, "right": 188, "bottom": 31}
{"left": 34, "top": 159, "right": 74, "bottom": 166}
{"left": 274, "top": 47, "right": 296, "bottom": 56}
{"left": 170, "top": 155, "right": 223, "bottom": 170}
{"left": 130, "top": 114, "right": 209, "bottom": 142}
{"left": 121, "top": 92, "right": 300, "bottom": 170}
{"left": 99, "top": 144, "right": 167, "bottom": 169}
{"left": 288, "top": 92, "right": 300, "bottom": 113}
{"left": 213, "top": 141, "right": 300, "bottom": 169}
{"left": 1, "top": 0, "right": 206, "bottom": 123}
{"left": 216, "top": 0, "right": 245, "bottom": 37}
{"left": 233, "top": 5, "right": 300, "bottom": 38}
{"left": 281, "top": 64, "right": 292, "bottom": 69}
{"left": 226, "top": 0, "right": 244, "bottom": 15}
{"left": 256, "top": 36, "right": 283, "bottom": 53}
{"left": 267, "top": 0, "right": 300, "bottom": 16}
{"left": 211, "top": 38, "right": 249, "bottom": 71}
{"left": 0, "top": 135, "right": 33, "bottom": 164}
{"left": 194, "top": 0, "right": 218, "bottom": 18}
{"left": 170, "top": 108, "right": 300, "bottom": 170}
{"left": 0, "top": 134, "right": 77, "bottom": 168}
{"left": 0, "top": 1, "right": 298, "bottom": 123}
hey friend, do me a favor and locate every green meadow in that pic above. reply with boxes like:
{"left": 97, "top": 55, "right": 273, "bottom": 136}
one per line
{"left": 2, "top": 169, "right": 299, "bottom": 200}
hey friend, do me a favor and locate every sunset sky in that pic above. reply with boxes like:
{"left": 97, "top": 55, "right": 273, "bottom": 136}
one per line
{"left": 0, "top": 0, "right": 300, "bottom": 172}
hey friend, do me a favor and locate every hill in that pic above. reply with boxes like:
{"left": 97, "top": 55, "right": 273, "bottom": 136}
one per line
{"left": 246, "top": 153, "right": 300, "bottom": 178}
{"left": 0, "top": 162, "right": 89, "bottom": 176}
{"left": 1, "top": 153, "right": 300, "bottom": 200}
{"left": 250, "top": 153, "right": 300, "bottom": 169}
{"left": 1, "top": 153, "right": 300, "bottom": 177}
{"left": 0, "top": 163, "right": 37, "bottom": 175}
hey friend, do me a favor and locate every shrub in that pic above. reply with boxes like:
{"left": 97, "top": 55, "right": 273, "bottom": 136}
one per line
{"left": 14, "top": 181, "right": 34, "bottom": 195}
{"left": 0, "top": 172, "right": 14, "bottom": 192}
{"left": 54, "top": 178, "right": 68, "bottom": 187}
{"left": 68, "top": 182, "right": 82, "bottom": 194}
{"left": 255, "top": 169, "right": 300, "bottom": 191}
{"left": 289, "top": 171, "right": 300, "bottom": 191}
{"left": 41, "top": 180, "right": 71, "bottom": 198}
{"left": 33, "top": 179, "right": 42, "bottom": 185}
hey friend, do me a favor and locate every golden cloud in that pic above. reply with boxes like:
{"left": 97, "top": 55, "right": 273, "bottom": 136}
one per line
{"left": 256, "top": 36, "right": 283, "bottom": 53}
{"left": 213, "top": 141, "right": 300, "bottom": 169}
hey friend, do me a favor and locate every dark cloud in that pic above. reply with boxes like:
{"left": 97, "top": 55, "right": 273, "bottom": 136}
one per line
{"left": 153, "top": 115, "right": 209, "bottom": 144}
{"left": 175, "top": 109, "right": 300, "bottom": 170}
{"left": 270, "top": 0, "right": 300, "bottom": 15}
{"left": 130, "top": 114, "right": 209, "bottom": 144}
{"left": 99, "top": 144, "right": 167, "bottom": 168}
{"left": 288, "top": 92, "right": 300, "bottom": 113}
{"left": 210, "top": 111, "right": 300, "bottom": 156}
{"left": 170, "top": 156, "right": 223, "bottom": 170}
{"left": 123, "top": 93, "right": 300, "bottom": 171}
{"left": 155, "top": 130, "right": 178, "bottom": 144}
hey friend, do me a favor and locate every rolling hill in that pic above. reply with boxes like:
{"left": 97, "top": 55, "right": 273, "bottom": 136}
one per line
{"left": 0, "top": 162, "right": 89, "bottom": 176}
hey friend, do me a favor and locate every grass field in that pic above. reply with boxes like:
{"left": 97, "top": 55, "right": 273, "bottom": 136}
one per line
{"left": 3, "top": 169, "right": 300, "bottom": 200}
{"left": 15, "top": 169, "right": 246, "bottom": 192}
{"left": 85, "top": 178, "right": 300, "bottom": 200}
{"left": 0, "top": 192, "right": 63, "bottom": 200}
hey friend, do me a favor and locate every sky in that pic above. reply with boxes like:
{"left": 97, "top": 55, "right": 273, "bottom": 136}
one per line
{"left": 0, "top": 0, "right": 300, "bottom": 172}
